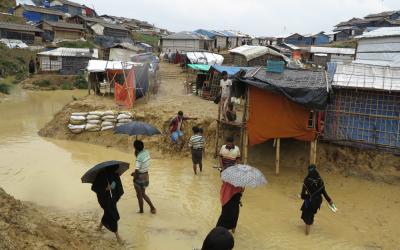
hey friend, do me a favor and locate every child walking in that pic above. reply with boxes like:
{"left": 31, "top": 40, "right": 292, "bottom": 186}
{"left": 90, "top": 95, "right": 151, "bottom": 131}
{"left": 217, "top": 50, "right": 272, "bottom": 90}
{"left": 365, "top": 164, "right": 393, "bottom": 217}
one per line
{"left": 188, "top": 126, "right": 205, "bottom": 175}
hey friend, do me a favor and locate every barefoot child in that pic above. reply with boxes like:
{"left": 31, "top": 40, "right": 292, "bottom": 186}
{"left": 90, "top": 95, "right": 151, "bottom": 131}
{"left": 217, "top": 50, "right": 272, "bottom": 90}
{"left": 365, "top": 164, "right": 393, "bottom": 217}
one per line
{"left": 188, "top": 126, "right": 205, "bottom": 175}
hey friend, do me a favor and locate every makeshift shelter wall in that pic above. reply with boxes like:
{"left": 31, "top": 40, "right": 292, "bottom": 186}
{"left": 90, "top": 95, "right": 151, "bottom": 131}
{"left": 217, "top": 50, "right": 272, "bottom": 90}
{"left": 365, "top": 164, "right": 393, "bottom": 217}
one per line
{"left": 324, "top": 88, "right": 400, "bottom": 151}
{"left": 109, "top": 48, "right": 137, "bottom": 61}
{"left": 330, "top": 54, "right": 354, "bottom": 64}
{"left": 231, "top": 53, "right": 283, "bottom": 66}
{"left": 356, "top": 37, "right": 400, "bottom": 66}
{"left": 39, "top": 55, "right": 62, "bottom": 72}
{"left": 60, "top": 56, "right": 89, "bottom": 75}
{"left": 215, "top": 35, "right": 227, "bottom": 49}
{"left": 162, "top": 39, "right": 202, "bottom": 53}
{"left": 247, "top": 86, "right": 316, "bottom": 145}
{"left": 0, "top": 29, "right": 36, "bottom": 44}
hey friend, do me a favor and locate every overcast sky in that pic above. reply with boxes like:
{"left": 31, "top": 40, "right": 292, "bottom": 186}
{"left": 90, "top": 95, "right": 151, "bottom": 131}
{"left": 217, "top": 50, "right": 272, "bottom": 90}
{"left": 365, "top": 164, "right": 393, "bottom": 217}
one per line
{"left": 75, "top": 0, "right": 399, "bottom": 36}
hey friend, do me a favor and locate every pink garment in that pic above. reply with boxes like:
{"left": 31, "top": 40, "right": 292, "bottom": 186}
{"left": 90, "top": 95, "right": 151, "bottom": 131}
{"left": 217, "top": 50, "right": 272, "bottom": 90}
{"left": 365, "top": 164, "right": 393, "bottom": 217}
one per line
{"left": 220, "top": 182, "right": 242, "bottom": 206}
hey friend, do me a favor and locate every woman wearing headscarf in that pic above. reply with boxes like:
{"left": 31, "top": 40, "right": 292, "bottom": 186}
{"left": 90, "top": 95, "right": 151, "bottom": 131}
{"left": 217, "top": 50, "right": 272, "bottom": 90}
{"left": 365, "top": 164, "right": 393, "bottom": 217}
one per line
{"left": 201, "top": 226, "right": 234, "bottom": 250}
{"left": 300, "top": 164, "right": 333, "bottom": 235}
{"left": 91, "top": 165, "right": 124, "bottom": 242}
{"left": 216, "top": 180, "right": 243, "bottom": 233}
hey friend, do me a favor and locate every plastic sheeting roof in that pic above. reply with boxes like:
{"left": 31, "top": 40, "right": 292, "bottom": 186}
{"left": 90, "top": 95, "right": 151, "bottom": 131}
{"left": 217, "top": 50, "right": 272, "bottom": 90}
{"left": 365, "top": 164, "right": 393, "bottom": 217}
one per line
{"left": 309, "top": 46, "right": 355, "bottom": 55}
{"left": 87, "top": 60, "right": 142, "bottom": 72}
{"left": 38, "top": 47, "right": 98, "bottom": 58}
{"left": 186, "top": 52, "right": 224, "bottom": 65}
{"left": 187, "top": 64, "right": 211, "bottom": 71}
{"left": 357, "top": 27, "right": 400, "bottom": 39}
{"left": 211, "top": 65, "right": 254, "bottom": 76}
{"left": 332, "top": 63, "right": 400, "bottom": 91}
{"left": 229, "top": 45, "right": 285, "bottom": 61}
{"left": 162, "top": 31, "right": 209, "bottom": 40}
{"left": 0, "top": 39, "right": 28, "bottom": 48}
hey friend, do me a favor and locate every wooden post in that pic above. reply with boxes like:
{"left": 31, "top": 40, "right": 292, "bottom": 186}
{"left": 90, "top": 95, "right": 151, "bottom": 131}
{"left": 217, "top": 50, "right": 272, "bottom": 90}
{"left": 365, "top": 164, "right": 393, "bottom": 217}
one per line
{"left": 275, "top": 138, "right": 280, "bottom": 175}
{"left": 309, "top": 140, "right": 317, "bottom": 165}
{"left": 313, "top": 140, "right": 317, "bottom": 164}
{"left": 242, "top": 88, "right": 250, "bottom": 164}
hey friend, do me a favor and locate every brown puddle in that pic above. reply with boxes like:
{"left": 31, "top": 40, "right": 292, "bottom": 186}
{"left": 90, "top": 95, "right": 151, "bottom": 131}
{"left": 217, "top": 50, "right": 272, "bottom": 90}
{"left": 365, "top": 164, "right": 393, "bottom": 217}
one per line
{"left": 0, "top": 87, "right": 399, "bottom": 249}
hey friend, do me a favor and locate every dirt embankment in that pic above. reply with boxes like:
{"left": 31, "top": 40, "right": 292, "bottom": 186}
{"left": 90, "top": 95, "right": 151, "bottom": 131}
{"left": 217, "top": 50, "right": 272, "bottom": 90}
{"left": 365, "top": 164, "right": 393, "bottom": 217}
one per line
{"left": 0, "top": 188, "right": 118, "bottom": 250}
{"left": 21, "top": 75, "right": 80, "bottom": 91}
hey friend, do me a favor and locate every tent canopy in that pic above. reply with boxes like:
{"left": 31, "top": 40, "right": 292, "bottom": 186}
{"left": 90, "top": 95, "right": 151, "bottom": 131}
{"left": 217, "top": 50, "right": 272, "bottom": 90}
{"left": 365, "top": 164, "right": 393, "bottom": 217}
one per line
{"left": 187, "top": 64, "right": 211, "bottom": 71}
{"left": 211, "top": 65, "right": 254, "bottom": 76}
{"left": 186, "top": 52, "right": 224, "bottom": 65}
{"left": 240, "top": 67, "right": 329, "bottom": 110}
{"left": 229, "top": 45, "right": 287, "bottom": 61}
{"left": 87, "top": 60, "right": 142, "bottom": 73}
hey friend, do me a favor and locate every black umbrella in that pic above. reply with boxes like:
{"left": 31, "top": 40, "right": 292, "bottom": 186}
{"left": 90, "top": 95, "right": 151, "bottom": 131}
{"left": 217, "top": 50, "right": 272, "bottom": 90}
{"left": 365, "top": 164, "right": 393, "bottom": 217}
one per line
{"left": 81, "top": 160, "right": 129, "bottom": 183}
{"left": 113, "top": 121, "right": 161, "bottom": 136}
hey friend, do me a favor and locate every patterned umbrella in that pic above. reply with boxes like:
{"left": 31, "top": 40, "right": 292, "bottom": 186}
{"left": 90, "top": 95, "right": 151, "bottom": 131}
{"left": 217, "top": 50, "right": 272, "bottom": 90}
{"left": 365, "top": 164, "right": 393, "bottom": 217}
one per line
{"left": 221, "top": 164, "right": 267, "bottom": 188}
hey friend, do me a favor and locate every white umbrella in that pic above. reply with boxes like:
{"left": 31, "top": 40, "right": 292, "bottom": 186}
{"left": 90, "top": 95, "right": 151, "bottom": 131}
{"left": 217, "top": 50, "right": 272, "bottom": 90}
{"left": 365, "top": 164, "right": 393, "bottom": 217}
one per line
{"left": 221, "top": 164, "right": 268, "bottom": 188}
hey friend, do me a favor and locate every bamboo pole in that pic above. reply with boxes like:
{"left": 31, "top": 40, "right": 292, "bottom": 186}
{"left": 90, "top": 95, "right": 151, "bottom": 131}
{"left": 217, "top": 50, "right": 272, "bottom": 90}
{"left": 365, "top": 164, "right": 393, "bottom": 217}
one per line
{"left": 275, "top": 138, "right": 280, "bottom": 175}
{"left": 243, "top": 88, "right": 250, "bottom": 164}
{"left": 313, "top": 140, "right": 318, "bottom": 164}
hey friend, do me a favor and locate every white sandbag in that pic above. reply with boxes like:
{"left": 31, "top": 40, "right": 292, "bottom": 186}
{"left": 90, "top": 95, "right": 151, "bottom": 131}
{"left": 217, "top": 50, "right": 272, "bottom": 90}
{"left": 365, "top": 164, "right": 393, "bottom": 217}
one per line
{"left": 87, "top": 119, "right": 101, "bottom": 124}
{"left": 69, "top": 119, "right": 86, "bottom": 125}
{"left": 87, "top": 114, "right": 100, "bottom": 120}
{"left": 118, "top": 118, "right": 132, "bottom": 123}
{"left": 101, "top": 125, "right": 114, "bottom": 131}
{"left": 68, "top": 124, "right": 86, "bottom": 130}
{"left": 103, "top": 118, "right": 116, "bottom": 123}
{"left": 119, "top": 111, "right": 133, "bottom": 116}
{"left": 85, "top": 124, "right": 100, "bottom": 131}
{"left": 102, "top": 115, "right": 116, "bottom": 120}
{"left": 71, "top": 112, "right": 88, "bottom": 116}
{"left": 87, "top": 128, "right": 101, "bottom": 132}
{"left": 101, "top": 121, "right": 114, "bottom": 127}
{"left": 70, "top": 128, "right": 84, "bottom": 134}
{"left": 117, "top": 113, "right": 132, "bottom": 120}
{"left": 89, "top": 111, "right": 104, "bottom": 116}
{"left": 70, "top": 115, "right": 86, "bottom": 121}
{"left": 103, "top": 110, "right": 115, "bottom": 116}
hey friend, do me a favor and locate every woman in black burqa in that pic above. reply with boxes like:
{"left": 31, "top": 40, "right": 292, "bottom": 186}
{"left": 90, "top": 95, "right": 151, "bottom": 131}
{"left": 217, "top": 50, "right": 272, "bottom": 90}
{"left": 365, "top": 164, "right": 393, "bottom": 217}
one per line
{"left": 91, "top": 165, "right": 124, "bottom": 242}
{"left": 300, "top": 164, "right": 334, "bottom": 235}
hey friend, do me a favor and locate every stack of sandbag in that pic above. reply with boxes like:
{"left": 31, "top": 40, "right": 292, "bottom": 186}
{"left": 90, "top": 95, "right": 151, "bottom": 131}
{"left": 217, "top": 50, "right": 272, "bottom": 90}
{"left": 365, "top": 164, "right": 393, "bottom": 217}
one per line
{"left": 68, "top": 112, "right": 87, "bottom": 134}
{"left": 100, "top": 110, "right": 116, "bottom": 131}
{"left": 85, "top": 111, "right": 103, "bottom": 132}
{"left": 116, "top": 111, "right": 133, "bottom": 126}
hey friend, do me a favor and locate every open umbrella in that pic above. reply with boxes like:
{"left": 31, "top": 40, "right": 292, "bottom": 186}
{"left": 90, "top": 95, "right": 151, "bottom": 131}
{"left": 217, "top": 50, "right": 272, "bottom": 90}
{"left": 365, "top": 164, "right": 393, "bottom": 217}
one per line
{"left": 221, "top": 164, "right": 267, "bottom": 188}
{"left": 114, "top": 121, "right": 161, "bottom": 136}
{"left": 81, "top": 160, "right": 129, "bottom": 183}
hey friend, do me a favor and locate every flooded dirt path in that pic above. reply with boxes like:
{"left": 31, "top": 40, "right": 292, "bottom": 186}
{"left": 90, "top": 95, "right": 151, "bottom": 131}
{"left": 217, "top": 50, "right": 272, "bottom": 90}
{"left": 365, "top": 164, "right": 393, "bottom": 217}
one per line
{"left": 0, "top": 84, "right": 399, "bottom": 249}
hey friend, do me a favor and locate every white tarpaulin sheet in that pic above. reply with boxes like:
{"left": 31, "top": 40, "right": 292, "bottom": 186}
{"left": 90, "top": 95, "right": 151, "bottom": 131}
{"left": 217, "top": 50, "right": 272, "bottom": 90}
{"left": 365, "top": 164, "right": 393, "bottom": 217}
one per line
{"left": 0, "top": 39, "right": 28, "bottom": 49}
{"left": 87, "top": 60, "right": 142, "bottom": 72}
{"left": 333, "top": 63, "right": 400, "bottom": 91}
{"left": 310, "top": 46, "right": 355, "bottom": 55}
{"left": 109, "top": 48, "right": 138, "bottom": 62}
{"left": 186, "top": 52, "right": 224, "bottom": 65}
{"left": 357, "top": 27, "right": 400, "bottom": 39}
{"left": 229, "top": 45, "right": 285, "bottom": 61}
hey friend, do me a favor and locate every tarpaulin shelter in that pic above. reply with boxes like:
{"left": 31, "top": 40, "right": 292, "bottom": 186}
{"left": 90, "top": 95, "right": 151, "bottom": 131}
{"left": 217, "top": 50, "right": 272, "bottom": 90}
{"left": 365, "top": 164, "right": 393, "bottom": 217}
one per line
{"left": 186, "top": 52, "right": 224, "bottom": 65}
{"left": 186, "top": 64, "right": 211, "bottom": 95}
{"left": 215, "top": 66, "right": 329, "bottom": 174}
{"left": 229, "top": 45, "right": 288, "bottom": 66}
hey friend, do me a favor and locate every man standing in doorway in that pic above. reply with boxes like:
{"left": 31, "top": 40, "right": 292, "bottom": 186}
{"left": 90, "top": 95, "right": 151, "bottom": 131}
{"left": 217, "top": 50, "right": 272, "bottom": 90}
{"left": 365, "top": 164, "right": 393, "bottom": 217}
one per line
{"left": 220, "top": 71, "right": 232, "bottom": 120}
{"left": 169, "top": 111, "right": 197, "bottom": 147}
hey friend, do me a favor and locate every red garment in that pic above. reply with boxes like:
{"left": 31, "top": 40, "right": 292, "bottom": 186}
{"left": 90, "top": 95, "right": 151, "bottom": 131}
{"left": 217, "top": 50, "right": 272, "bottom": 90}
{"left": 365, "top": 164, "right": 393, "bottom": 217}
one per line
{"left": 169, "top": 116, "right": 189, "bottom": 132}
{"left": 220, "top": 182, "right": 242, "bottom": 206}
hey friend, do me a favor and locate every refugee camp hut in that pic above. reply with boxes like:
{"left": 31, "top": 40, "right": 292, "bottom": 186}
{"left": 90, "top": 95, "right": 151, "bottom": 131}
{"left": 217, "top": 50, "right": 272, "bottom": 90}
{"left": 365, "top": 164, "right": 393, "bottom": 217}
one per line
{"left": 324, "top": 63, "right": 400, "bottom": 153}
{"left": 14, "top": 4, "right": 65, "bottom": 23}
{"left": 36, "top": 20, "right": 84, "bottom": 42}
{"left": 49, "top": 0, "right": 86, "bottom": 16}
{"left": 91, "top": 22, "right": 129, "bottom": 38}
{"left": 194, "top": 29, "right": 228, "bottom": 50}
{"left": 228, "top": 45, "right": 286, "bottom": 67}
{"left": 67, "top": 15, "right": 104, "bottom": 31}
{"left": 0, "top": 21, "right": 43, "bottom": 44}
{"left": 354, "top": 27, "right": 400, "bottom": 67}
{"left": 137, "top": 42, "right": 153, "bottom": 53}
{"left": 216, "top": 67, "right": 329, "bottom": 173}
{"left": 107, "top": 43, "right": 144, "bottom": 61}
{"left": 301, "top": 46, "right": 355, "bottom": 67}
{"left": 185, "top": 64, "right": 211, "bottom": 95}
{"left": 37, "top": 47, "right": 98, "bottom": 74}
{"left": 160, "top": 31, "right": 211, "bottom": 53}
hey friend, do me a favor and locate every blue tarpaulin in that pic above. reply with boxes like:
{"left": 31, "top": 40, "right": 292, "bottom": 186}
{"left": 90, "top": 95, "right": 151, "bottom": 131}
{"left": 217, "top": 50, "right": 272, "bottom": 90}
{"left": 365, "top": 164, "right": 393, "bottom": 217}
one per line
{"left": 211, "top": 65, "right": 253, "bottom": 76}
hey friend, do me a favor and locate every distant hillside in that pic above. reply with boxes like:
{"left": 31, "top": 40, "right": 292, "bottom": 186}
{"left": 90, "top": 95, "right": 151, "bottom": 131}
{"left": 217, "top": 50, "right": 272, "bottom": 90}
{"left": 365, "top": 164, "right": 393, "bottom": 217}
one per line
{"left": 0, "top": 0, "right": 15, "bottom": 12}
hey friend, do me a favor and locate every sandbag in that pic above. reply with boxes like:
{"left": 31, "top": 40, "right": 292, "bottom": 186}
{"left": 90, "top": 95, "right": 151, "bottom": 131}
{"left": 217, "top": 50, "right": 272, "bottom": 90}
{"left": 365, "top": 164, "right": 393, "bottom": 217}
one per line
{"left": 69, "top": 119, "right": 86, "bottom": 125}
{"left": 117, "top": 113, "right": 132, "bottom": 120}
{"left": 68, "top": 124, "right": 86, "bottom": 130}
{"left": 102, "top": 115, "right": 116, "bottom": 120}
{"left": 70, "top": 129, "right": 84, "bottom": 134}
{"left": 87, "top": 120, "right": 101, "bottom": 124}
{"left": 87, "top": 115, "right": 100, "bottom": 120}
{"left": 118, "top": 119, "right": 132, "bottom": 123}
{"left": 103, "top": 118, "right": 117, "bottom": 123}
{"left": 85, "top": 124, "right": 100, "bottom": 131}
{"left": 70, "top": 115, "right": 86, "bottom": 121}
{"left": 101, "top": 125, "right": 114, "bottom": 131}
{"left": 89, "top": 111, "right": 104, "bottom": 116}
{"left": 87, "top": 128, "right": 101, "bottom": 132}
{"left": 71, "top": 112, "right": 88, "bottom": 116}
{"left": 103, "top": 110, "right": 115, "bottom": 116}
{"left": 119, "top": 111, "right": 133, "bottom": 116}
{"left": 101, "top": 121, "right": 114, "bottom": 127}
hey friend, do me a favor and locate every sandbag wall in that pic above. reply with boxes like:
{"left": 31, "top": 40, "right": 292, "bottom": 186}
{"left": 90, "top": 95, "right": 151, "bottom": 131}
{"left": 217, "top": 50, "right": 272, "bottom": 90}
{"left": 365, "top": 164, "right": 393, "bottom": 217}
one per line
{"left": 68, "top": 110, "right": 134, "bottom": 134}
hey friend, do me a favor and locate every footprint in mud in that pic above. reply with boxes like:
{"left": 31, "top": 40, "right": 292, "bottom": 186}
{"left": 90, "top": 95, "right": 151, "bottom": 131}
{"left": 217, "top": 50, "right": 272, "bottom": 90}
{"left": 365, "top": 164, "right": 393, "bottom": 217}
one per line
{"left": 147, "top": 226, "right": 198, "bottom": 237}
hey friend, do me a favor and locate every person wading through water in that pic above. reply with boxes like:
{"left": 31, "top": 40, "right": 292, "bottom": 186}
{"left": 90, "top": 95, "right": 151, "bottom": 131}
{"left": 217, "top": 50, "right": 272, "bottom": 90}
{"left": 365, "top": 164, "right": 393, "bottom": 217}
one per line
{"left": 91, "top": 165, "right": 124, "bottom": 243}
{"left": 188, "top": 126, "right": 205, "bottom": 175}
{"left": 169, "top": 111, "right": 197, "bottom": 148}
{"left": 300, "top": 164, "right": 334, "bottom": 235}
{"left": 132, "top": 140, "right": 156, "bottom": 214}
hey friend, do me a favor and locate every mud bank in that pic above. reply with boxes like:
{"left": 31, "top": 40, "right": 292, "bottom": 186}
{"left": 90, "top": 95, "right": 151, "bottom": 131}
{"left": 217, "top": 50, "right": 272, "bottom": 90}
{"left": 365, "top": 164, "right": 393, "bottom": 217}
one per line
{"left": 0, "top": 188, "right": 118, "bottom": 250}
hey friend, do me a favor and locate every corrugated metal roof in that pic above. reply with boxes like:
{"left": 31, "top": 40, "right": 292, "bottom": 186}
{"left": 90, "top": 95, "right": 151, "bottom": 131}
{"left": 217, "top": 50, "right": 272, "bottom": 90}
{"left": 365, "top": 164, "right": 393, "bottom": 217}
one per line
{"left": 17, "top": 4, "right": 65, "bottom": 16}
{"left": 92, "top": 22, "right": 128, "bottom": 31}
{"left": 163, "top": 31, "right": 209, "bottom": 40}
{"left": 309, "top": 46, "right": 355, "bottom": 55}
{"left": 364, "top": 10, "right": 398, "bottom": 19}
{"left": 40, "top": 21, "right": 84, "bottom": 30}
{"left": 38, "top": 47, "right": 99, "bottom": 58}
{"left": 55, "top": 0, "right": 85, "bottom": 8}
{"left": 357, "top": 27, "right": 400, "bottom": 39}
{"left": 229, "top": 45, "right": 285, "bottom": 61}
{"left": 0, "top": 21, "right": 43, "bottom": 32}
{"left": 332, "top": 63, "right": 400, "bottom": 91}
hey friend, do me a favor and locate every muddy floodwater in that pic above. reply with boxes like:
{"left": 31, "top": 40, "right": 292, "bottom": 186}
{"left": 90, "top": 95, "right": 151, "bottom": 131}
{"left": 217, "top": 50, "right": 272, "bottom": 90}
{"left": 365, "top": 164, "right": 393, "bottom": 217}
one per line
{"left": 1, "top": 87, "right": 400, "bottom": 250}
